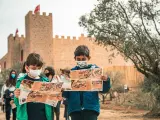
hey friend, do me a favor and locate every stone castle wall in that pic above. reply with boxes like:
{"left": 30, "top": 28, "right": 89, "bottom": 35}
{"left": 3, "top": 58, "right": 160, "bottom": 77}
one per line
{"left": 0, "top": 11, "right": 143, "bottom": 87}
{"left": 53, "top": 34, "right": 133, "bottom": 69}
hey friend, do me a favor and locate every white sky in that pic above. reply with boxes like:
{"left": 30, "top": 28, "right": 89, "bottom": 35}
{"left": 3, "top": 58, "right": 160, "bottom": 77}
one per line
{"left": 0, "top": 0, "right": 97, "bottom": 58}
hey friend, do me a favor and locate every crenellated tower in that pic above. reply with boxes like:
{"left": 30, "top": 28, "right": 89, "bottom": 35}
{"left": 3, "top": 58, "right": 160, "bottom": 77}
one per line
{"left": 7, "top": 34, "right": 22, "bottom": 67}
{"left": 7, "top": 34, "right": 14, "bottom": 68}
{"left": 25, "top": 11, "right": 54, "bottom": 66}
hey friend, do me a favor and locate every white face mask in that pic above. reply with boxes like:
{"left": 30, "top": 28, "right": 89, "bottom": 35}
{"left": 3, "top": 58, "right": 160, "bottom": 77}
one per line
{"left": 29, "top": 69, "right": 41, "bottom": 78}
{"left": 76, "top": 61, "right": 88, "bottom": 68}
{"left": 60, "top": 75, "right": 65, "bottom": 79}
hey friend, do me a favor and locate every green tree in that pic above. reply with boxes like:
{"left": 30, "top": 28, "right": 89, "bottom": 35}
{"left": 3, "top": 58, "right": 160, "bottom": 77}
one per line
{"left": 0, "top": 62, "right": 22, "bottom": 84}
{"left": 79, "top": 0, "right": 160, "bottom": 117}
{"left": 12, "top": 62, "right": 23, "bottom": 74}
{"left": 1, "top": 69, "right": 10, "bottom": 83}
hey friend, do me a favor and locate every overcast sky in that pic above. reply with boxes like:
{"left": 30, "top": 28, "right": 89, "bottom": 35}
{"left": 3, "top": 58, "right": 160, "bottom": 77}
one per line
{"left": 0, "top": 0, "right": 97, "bottom": 58}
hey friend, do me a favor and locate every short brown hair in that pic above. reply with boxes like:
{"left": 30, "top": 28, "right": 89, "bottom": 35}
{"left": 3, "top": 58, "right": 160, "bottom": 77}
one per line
{"left": 74, "top": 45, "right": 90, "bottom": 57}
{"left": 26, "top": 53, "right": 43, "bottom": 67}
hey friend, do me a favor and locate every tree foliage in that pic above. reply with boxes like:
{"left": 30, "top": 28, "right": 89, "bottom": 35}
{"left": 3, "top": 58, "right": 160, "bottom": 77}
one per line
{"left": 12, "top": 62, "right": 23, "bottom": 74}
{"left": 0, "top": 69, "right": 10, "bottom": 83}
{"left": 0, "top": 62, "right": 22, "bottom": 83}
{"left": 79, "top": 0, "right": 160, "bottom": 80}
{"left": 79, "top": 0, "right": 160, "bottom": 115}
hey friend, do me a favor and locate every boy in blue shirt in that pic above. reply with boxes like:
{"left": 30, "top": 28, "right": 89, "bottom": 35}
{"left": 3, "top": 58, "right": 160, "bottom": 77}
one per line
{"left": 63, "top": 45, "right": 111, "bottom": 120}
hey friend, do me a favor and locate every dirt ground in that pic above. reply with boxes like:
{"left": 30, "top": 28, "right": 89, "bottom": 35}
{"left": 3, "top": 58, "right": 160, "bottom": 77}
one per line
{"left": 0, "top": 107, "right": 159, "bottom": 120}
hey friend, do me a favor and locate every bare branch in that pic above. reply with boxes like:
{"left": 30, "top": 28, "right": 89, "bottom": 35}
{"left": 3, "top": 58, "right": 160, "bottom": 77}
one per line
{"left": 133, "top": 49, "right": 153, "bottom": 72}
{"left": 145, "top": 2, "right": 160, "bottom": 36}
{"left": 118, "top": 2, "right": 142, "bottom": 43}
{"left": 140, "top": 0, "right": 159, "bottom": 57}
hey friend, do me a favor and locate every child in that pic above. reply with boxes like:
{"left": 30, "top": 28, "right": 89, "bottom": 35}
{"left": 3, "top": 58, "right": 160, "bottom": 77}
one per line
{"left": 60, "top": 69, "right": 70, "bottom": 120}
{"left": 14, "top": 53, "right": 53, "bottom": 120}
{"left": 44, "top": 66, "right": 60, "bottom": 120}
{"left": 44, "top": 66, "right": 55, "bottom": 82}
{"left": 1, "top": 70, "right": 17, "bottom": 120}
{"left": 63, "top": 45, "right": 111, "bottom": 120}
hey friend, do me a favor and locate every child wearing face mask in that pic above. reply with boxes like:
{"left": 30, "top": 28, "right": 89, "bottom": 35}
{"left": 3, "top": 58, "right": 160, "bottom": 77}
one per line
{"left": 44, "top": 66, "right": 55, "bottom": 82}
{"left": 14, "top": 53, "right": 53, "bottom": 120}
{"left": 63, "top": 45, "right": 111, "bottom": 120}
{"left": 1, "top": 69, "right": 17, "bottom": 120}
{"left": 44, "top": 66, "right": 61, "bottom": 120}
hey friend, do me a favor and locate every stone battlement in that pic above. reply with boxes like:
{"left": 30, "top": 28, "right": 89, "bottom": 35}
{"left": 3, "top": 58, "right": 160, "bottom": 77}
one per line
{"left": 26, "top": 11, "right": 52, "bottom": 17}
{"left": 8, "top": 34, "right": 14, "bottom": 39}
{"left": 54, "top": 35, "right": 78, "bottom": 40}
{"left": 8, "top": 34, "right": 25, "bottom": 40}
{"left": 53, "top": 34, "right": 95, "bottom": 41}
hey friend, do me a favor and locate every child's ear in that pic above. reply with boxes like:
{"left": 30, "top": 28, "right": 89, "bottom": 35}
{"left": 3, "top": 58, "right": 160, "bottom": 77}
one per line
{"left": 25, "top": 65, "right": 29, "bottom": 73}
{"left": 88, "top": 56, "right": 91, "bottom": 60}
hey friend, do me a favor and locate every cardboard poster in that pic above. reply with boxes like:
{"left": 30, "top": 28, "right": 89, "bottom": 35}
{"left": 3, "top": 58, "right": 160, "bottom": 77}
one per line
{"left": 69, "top": 68, "right": 103, "bottom": 91}
{"left": 19, "top": 68, "right": 103, "bottom": 105}
{"left": 19, "top": 79, "right": 63, "bottom": 106}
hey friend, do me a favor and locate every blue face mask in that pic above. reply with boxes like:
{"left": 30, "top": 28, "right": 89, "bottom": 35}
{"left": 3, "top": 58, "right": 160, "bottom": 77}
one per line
{"left": 11, "top": 74, "right": 16, "bottom": 78}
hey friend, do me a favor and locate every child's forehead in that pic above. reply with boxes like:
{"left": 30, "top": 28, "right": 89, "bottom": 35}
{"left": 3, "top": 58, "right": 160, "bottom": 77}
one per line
{"left": 28, "top": 65, "right": 41, "bottom": 69}
{"left": 11, "top": 71, "right": 16, "bottom": 74}
{"left": 75, "top": 55, "right": 88, "bottom": 58}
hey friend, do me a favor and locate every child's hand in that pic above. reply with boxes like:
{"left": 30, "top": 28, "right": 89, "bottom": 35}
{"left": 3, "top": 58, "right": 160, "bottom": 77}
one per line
{"left": 61, "top": 88, "right": 65, "bottom": 92}
{"left": 14, "top": 89, "right": 20, "bottom": 98}
{"left": 10, "top": 93, "right": 14, "bottom": 97}
{"left": 10, "top": 100, "right": 14, "bottom": 105}
{"left": 101, "top": 75, "right": 108, "bottom": 81}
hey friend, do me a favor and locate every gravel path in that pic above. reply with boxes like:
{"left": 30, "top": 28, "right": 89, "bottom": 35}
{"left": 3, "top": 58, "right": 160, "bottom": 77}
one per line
{"left": 0, "top": 108, "right": 158, "bottom": 120}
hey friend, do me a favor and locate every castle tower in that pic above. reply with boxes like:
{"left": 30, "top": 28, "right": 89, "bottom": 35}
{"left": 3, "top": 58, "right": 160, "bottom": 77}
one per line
{"left": 7, "top": 34, "right": 14, "bottom": 68}
{"left": 25, "top": 11, "right": 53, "bottom": 66}
{"left": 7, "top": 34, "right": 21, "bottom": 68}
{"left": 12, "top": 35, "right": 21, "bottom": 66}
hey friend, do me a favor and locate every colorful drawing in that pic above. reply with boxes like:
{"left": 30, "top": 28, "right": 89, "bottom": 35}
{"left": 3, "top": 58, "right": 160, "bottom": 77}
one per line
{"left": 69, "top": 68, "right": 103, "bottom": 91}
{"left": 19, "top": 80, "right": 63, "bottom": 106}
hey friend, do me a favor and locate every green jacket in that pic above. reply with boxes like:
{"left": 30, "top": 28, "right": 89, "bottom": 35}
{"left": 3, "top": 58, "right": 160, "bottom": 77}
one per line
{"left": 14, "top": 74, "right": 53, "bottom": 120}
